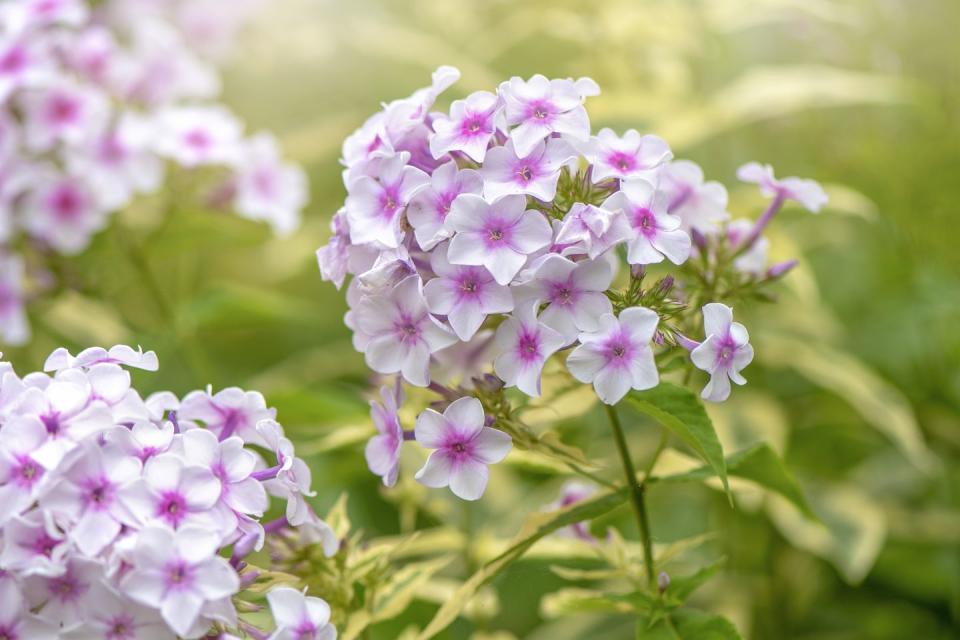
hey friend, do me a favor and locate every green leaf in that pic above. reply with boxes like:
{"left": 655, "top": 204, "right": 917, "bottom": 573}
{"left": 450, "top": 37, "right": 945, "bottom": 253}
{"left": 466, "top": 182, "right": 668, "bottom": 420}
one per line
{"left": 540, "top": 588, "right": 635, "bottom": 619}
{"left": 416, "top": 488, "right": 629, "bottom": 639}
{"left": 625, "top": 383, "right": 729, "bottom": 497}
{"left": 638, "top": 609, "right": 744, "bottom": 640}
{"left": 656, "top": 443, "right": 817, "bottom": 519}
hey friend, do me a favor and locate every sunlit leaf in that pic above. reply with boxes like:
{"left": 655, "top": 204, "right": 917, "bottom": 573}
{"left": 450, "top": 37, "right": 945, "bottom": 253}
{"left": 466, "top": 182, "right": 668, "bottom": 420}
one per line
{"left": 625, "top": 383, "right": 729, "bottom": 496}
{"left": 540, "top": 588, "right": 635, "bottom": 619}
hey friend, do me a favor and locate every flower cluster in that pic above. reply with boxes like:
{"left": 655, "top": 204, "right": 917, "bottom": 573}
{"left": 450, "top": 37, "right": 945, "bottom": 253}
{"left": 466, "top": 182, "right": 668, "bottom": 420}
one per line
{"left": 0, "top": 0, "right": 308, "bottom": 345}
{"left": 317, "top": 67, "right": 826, "bottom": 499}
{"left": 0, "top": 345, "right": 336, "bottom": 639}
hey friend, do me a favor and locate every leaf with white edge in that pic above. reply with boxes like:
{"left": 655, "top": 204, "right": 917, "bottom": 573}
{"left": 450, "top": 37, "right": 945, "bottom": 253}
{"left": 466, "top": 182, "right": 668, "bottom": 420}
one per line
{"left": 540, "top": 588, "right": 635, "bottom": 619}
{"left": 371, "top": 555, "right": 454, "bottom": 623}
{"left": 324, "top": 493, "right": 351, "bottom": 539}
{"left": 625, "top": 383, "right": 729, "bottom": 497}
{"left": 638, "top": 609, "right": 744, "bottom": 640}
{"left": 656, "top": 443, "right": 817, "bottom": 519}
{"left": 416, "top": 488, "right": 629, "bottom": 639}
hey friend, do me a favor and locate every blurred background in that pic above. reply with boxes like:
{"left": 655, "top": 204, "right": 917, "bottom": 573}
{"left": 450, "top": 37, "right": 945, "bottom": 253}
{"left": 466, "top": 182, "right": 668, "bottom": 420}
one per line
{"left": 8, "top": 0, "right": 959, "bottom": 638}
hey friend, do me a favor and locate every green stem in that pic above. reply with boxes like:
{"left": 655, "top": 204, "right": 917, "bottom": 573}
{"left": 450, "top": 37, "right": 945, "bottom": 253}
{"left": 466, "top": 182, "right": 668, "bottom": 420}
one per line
{"left": 605, "top": 403, "right": 656, "bottom": 589}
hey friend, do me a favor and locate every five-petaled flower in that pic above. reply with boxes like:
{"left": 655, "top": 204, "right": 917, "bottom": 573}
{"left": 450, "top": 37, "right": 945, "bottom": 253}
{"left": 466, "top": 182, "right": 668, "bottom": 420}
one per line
{"left": 493, "top": 300, "right": 566, "bottom": 397}
{"left": 567, "top": 307, "right": 660, "bottom": 405}
{"left": 737, "top": 162, "right": 828, "bottom": 213}
{"left": 690, "top": 303, "right": 754, "bottom": 402}
{"left": 414, "top": 397, "right": 512, "bottom": 500}
{"left": 604, "top": 179, "right": 692, "bottom": 266}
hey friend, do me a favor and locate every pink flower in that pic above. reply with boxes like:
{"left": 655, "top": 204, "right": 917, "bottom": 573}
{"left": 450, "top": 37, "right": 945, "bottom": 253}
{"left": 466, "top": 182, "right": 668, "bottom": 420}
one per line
{"left": 514, "top": 254, "right": 616, "bottom": 344}
{"left": 566, "top": 307, "right": 660, "bottom": 405}
{"left": 446, "top": 194, "right": 553, "bottom": 285}
{"left": 658, "top": 160, "right": 729, "bottom": 233}
{"left": 429, "top": 89, "right": 503, "bottom": 162}
{"left": 60, "top": 581, "right": 171, "bottom": 640}
{"left": 267, "top": 587, "right": 337, "bottom": 640}
{"left": 493, "top": 301, "right": 566, "bottom": 397}
{"left": 345, "top": 152, "right": 430, "bottom": 248}
{"left": 582, "top": 128, "right": 672, "bottom": 183}
{"left": 0, "top": 510, "right": 68, "bottom": 576}
{"left": 21, "top": 555, "right": 101, "bottom": 626}
{"left": 737, "top": 162, "right": 828, "bottom": 212}
{"left": 120, "top": 525, "right": 239, "bottom": 637}
{"left": 121, "top": 453, "right": 223, "bottom": 533}
{"left": 690, "top": 303, "right": 753, "bottom": 402}
{"left": 316, "top": 209, "right": 356, "bottom": 290}
{"left": 547, "top": 480, "right": 596, "bottom": 541}
{"left": 499, "top": 74, "right": 596, "bottom": 156}
{"left": 554, "top": 202, "right": 633, "bottom": 260}
{"left": 352, "top": 275, "right": 455, "bottom": 386}
{"left": 414, "top": 397, "right": 512, "bottom": 501}
{"left": 178, "top": 386, "right": 276, "bottom": 446}
{"left": 0, "top": 576, "right": 59, "bottom": 640}
{"left": 480, "top": 137, "right": 577, "bottom": 202}
{"left": 19, "top": 79, "right": 108, "bottom": 152}
{"left": 365, "top": 381, "right": 404, "bottom": 487}
{"left": 154, "top": 106, "right": 242, "bottom": 167}
{"left": 406, "top": 159, "right": 483, "bottom": 251}
{"left": 423, "top": 241, "right": 514, "bottom": 341}
{"left": 39, "top": 439, "right": 141, "bottom": 556}
{"left": 0, "top": 254, "right": 29, "bottom": 346}
{"left": 230, "top": 133, "right": 307, "bottom": 236}
{"left": 20, "top": 171, "right": 107, "bottom": 255}
{"left": 725, "top": 218, "right": 768, "bottom": 275}
{"left": 0, "top": 414, "right": 49, "bottom": 524}
{"left": 603, "top": 179, "right": 691, "bottom": 266}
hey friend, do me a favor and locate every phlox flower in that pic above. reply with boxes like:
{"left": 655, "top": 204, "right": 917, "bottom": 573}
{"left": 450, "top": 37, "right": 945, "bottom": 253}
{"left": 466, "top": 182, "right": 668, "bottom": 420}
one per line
{"left": 21, "top": 555, "right": 102, "bottom": 626}
{"left": 0, "top": 574, "right": 59, "bottom": 639}
{"left": 480, "top": 137, "right": 576, "bottom": 202}
{"left": 737, "top": 162, "right": 828, "bottom": 212}
{"left": 178, "top": 386, "right": 276, "bottom": 446}
{"left": 690, "top": 303, "right": 754, "bottom": 402}
{"left": 603, "top": 179, "right": 691, "bottom": 266}
{"left": 446, "top": 193, "right": 553, "bottom": 285}
{"left": 19, "top": 170, "right": 107, "bottom": 255}
{"left": 407, "top": 159, "right": 483, "bottom": 251}
{"left": 414, "top": 396, "right": 512, "bottom": 500}
{"left": 582, "top": 128, "right": 672, "bottom": 183}
{"left": 658, "top": 160, "right": 730, "bottom": 233}
{"left": 566, "top": 307, "right": 660, "bottom": 405}
{"left": 725, "top": 218, "right": 768, "bottom": 275}
{"left": 267, "top": 587, "right": 337, "bottom": 640}
{"left": 230, "top": 133, "right": 307, "bottom": 236}
{"left": 121, "top": 452, "right": 222, "bottom": 533}
{"left": 60, "top": 581, "right": 173, "bottom": 640}
{"left": 120, "top": 525, "right": 239, "bottom": 637}
{"left": 493, "top": 300, "right": 566, "bottom": 397}
{"left": 548, "top": 480, "right": 596, "bottom": 541}
{"left": 345, "top": 151, "right": 430, "bottom": 248}
{"left": 429, "top": 89, "right": 503, "bottom": 162}
{"left": 423, "top": 241, "right": 514, "bottom": 341}
{"left": 352, "top": 274, "right": 455, "bottom": 386}
{"left": 0, "top": 510, "right": 69, "bottom": 576}
{"left": 19, "top": 79, "right": 108, "bottom": 152}
{"left": 0, "top": 414, "right": 50, "bottom": 522}
{"left": 499, "top": 73, "right": 597, "bottom": 156}
{"left": 365, "top": 381, "right": 405, "bottom": 487}
{"left": 513, "top": 253, "right": 616, "bottom": 344}
{"left": 554, "top": 202, "right": 633, "bottom": 260}
{"left": 39, "top": 438, "right": 141, "bottom": 556}
{"left": 154, "top": 106, "right": 242, "bottom": 167}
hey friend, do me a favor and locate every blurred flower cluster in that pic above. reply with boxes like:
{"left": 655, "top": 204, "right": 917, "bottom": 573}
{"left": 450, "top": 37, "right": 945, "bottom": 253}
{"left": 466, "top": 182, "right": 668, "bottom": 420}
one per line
{"left": 318, "top": 66, "right": 827, "bottom": 500}
{"left": 0, "top": 0, "right": 308, "bottom": 346}
{"left": 0, "top": 344, "right": 337, "bottom": 639}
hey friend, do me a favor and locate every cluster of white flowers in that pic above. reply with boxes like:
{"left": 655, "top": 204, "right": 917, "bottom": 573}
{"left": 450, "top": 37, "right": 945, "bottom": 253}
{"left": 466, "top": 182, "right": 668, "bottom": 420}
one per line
{"left": 318, "top": 66, "right": 827, "bottom": 501}
{"left": 0, "top": 0, "right": 308, "bottom": 346}
{"left": 0, "top": 345, "right": 337, "bottom": 639}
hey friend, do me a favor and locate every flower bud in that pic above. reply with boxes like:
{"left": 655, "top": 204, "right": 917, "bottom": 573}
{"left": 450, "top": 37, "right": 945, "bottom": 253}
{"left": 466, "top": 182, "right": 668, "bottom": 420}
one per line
{"left": 691, "top": 227, "right": 708, "bottom": 251}
{"left": 658, "top": 571, "right": 670, "bottom": 594}
{"left": 766, "top": 259, "right": 799, "bottom": 280}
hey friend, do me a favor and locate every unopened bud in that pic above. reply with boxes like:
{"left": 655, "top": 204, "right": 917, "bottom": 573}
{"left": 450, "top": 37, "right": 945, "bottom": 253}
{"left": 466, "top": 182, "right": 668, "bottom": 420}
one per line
{"left": 658, "top": 571, "right": 670, "bottom": 594}
{"left": 674, "top": 332, "right": 701, "bottom": 352}
{"left": 766, "top": 259, "right": 799, "bottom": 280}
{"left": 631, "top": 264, "right": 646, "bottom": 280}
{"left": 655, "top": 275, "right": 674, "bottom": 297}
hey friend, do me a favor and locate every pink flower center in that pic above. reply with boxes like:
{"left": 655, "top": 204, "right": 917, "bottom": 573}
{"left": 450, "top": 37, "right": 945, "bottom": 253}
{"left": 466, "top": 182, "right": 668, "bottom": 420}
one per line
{"left": 516, "top": 329, "right": 542, "bottom": 363}
{"left": 13, "top": 455, "right": 43, "bottom": 489}
{"left": 443, "top": 432, "right": 476, "bottom": 462}
{"left": 45, "top": 94, "right": 81, "bottom": 126}
{"left": 157, "top": 491, "right": 187, "bottom": 527}
{"left": 97, "top": 135, "right": 128, "bottom": 165}
{"left": 30, "top": 530, "right": 60, "bottom": 558}
{"left": 0, "top": 45, "right": 27, "bottom": 74}
{"left": 82, "top": 475, "right": 115, "bottom": 511}
{"left": 184, "top": 128, "right": 211, "bottom": 149}
{"left": 459, "top": 113, "right": 489, "bottom": 137}
{"left": 46, "top": 185, "right": 85, "bottom": 220}
{"left": 40, "top": 412, "right": 62, "bottom": 435}
{"left": 549, "top": 279, "right": 577, "bottom": 306}
{"left": 607, "top": 151, "right": 637, "bottom": 174}
{"left": 252, "top": 167, "right": 276, "bottom": 197}
{"left": 631, "top": 207, "right": 657, "bottom": 238}
{"left": 602, "top": 332, "right": 637, "bottom": 368}
{"left": 394, "top": 314, "right": 422, "bottom": 344}
{"left": 379, "top": 186, "right": 402, "bottom": 219}
{"left": 164, "top": 560, "right": 195, "bottom": 591}
{"left": 106, "top": 615, "right": 137, "bottom": 640}
{"left": 713, "top": 334, "right": 737, "bottom": 369}
{"left": 526, "top": 100, "right": 556, "bottom": 123}
{"left": 48, "top": 571, "right": 86, "bottom": 603}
